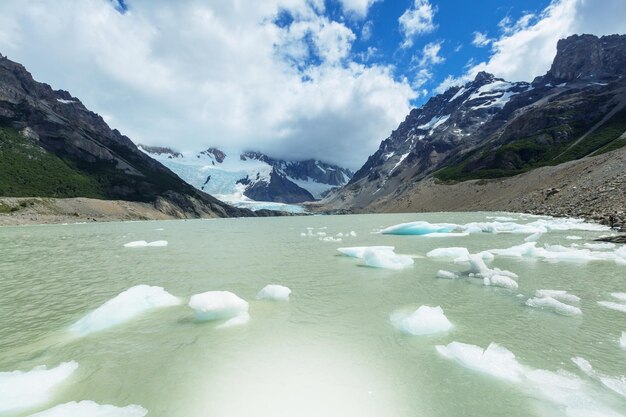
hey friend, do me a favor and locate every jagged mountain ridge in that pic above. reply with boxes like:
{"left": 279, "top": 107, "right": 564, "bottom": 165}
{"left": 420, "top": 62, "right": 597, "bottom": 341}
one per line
{"left": 140, "top": 146, "right": 353, "bottom": 204}
{"left": 0, "top": 53, "right": 262, "bottom": 218}
{"left": 324, "top": 34, "right": 626, "bottom": 211}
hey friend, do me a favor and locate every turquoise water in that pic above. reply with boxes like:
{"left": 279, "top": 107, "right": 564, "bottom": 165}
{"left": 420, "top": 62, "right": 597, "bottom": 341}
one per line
{"left": 0, "top": 213, "right": 625, "bottom": 417}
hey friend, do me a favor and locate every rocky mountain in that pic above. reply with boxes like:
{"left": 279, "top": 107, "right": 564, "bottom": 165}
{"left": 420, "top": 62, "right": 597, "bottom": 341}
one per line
{"left": 140, "top": 146, "right": 353, "bottom": 204}
{"left": 0, "top": 53, "right": 264, "bottom": 218}
{"left": 323, "top": 34, "right": 626, "bottom": 216}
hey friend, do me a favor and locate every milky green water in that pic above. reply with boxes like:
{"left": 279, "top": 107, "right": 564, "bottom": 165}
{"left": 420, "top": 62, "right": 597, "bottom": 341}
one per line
{"left": 1, "top": 213, "right": 625, "bottom": 417}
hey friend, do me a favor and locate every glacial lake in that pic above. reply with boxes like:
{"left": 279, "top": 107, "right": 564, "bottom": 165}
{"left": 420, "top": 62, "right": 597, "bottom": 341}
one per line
{"left": 1, "top": 212, "right": 626, "bottom": 417}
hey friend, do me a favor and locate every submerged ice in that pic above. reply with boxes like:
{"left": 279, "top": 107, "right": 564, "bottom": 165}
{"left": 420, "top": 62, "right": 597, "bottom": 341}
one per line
{"left": 390, "top": 306, "right": 452, "bottom": 335}
{"left": 0, "top": 361, "right": 78, "bottom": 415}
{"left": 70, "top": 285, "right": 180, "bottom": 335}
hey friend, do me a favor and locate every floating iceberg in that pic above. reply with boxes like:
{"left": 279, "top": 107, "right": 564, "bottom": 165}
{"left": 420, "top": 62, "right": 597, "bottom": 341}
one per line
{"left": 338, "top": 246, "right": 413, "bottom": 270}
{"left": 27, "top": 400, "right": 148, "bottom": 417}
{"left": 256, "top": 284, "right": 291, "bottom": 301}
{"left": 436, "top": 342, "right": 523, "bottom": 382}
{"left": 381, "top": 221, "right": 457, "bottom": 236}
{"left": 437, "top": 342, "right": 622, "bottom": 416}
{"left": 436, "top": 270, "right": 459, "bottom": 279}
{"left": 70, "top": 285, "right": 180, "bottom": 335}
{"left": 426, "top": 247, "right": 470, "bottom": 259}
{"left": 0, "top": 361, "right": 78, "bottom": 415}
{"left": 188, "top": 291, "right": 249, "bottom": 322}
{"left": 597, "top": 301, "right": 626, "bottom": 314}
{"left": 390, "top": 305, "right": 452, "bottom": 335}
{"left": 123, "top": 240, "right": 168, "bottom": 248}
{"left": 534, "top": 289, "right": 580, "bottom": 304}
{"left": 526, "top": 296, "right": 582, "bottom": 316}
{"left": 572, "top": 357, "right": 626, "bottom": 398}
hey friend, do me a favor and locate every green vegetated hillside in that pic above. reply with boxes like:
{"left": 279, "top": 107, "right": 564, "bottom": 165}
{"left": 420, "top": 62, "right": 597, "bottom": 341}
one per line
{"left": 435, "top": 106, "right": 626, "bottom": 182}
{"left": 0, "top": 127, "right": 104, "bottom": 198}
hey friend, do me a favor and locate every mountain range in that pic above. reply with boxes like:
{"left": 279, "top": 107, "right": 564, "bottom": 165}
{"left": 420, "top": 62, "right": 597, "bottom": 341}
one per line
{"left": 320, "top": 34, "right": 625, "bottom": 225}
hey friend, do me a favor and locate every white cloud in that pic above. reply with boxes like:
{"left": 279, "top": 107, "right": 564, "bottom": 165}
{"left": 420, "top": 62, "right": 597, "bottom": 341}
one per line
{"left": 337, "top": 0, "right": 380, "bottom": 18}
{"left": 361, "top": 20, "right": 373, "bottom": 41}
{"left": 399, "top": 0, "right": 437, "bottom": 48}
{"left": 471, "top": 31, "right": 491, "bottom": 47}
{"left": 417, "top": 41, "right": 445, "bottom": 67}
{"left": 0, "top": 0, "right": 416, "bottom": 170}
{"left": 436, "top": 0, "right": 626, "bottom": 92}
{"left": 413, "top": 68, "right": 432, "bottom": 88}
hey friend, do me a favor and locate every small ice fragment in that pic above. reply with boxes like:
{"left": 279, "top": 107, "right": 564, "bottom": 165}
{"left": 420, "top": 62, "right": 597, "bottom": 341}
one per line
{"left": 27, "top": 400, "right": 148, "bottom": 417}
{"left": 188, "top": 291, "right": 249, "bottom": 321}
{"left": 426, "top": 247, "right": 470, "bottom": 259}
{"left": 336, "top": 232, "right": 344, "bottom": 237}
{"left": 524, "top": 232, "right": 543, "bottom": 242}
{"left": 598, "top": 301, "right": 626, "bottom": 313}
{"left": 583, "top": 242, "right": 616, "bottom": 250}
{"left": 349, "top": 231, "right": 357, "bottom": 237}
{"left": 70, "top": 285, "right": 180, "bottom": 335}
{"left": 566, "top": 236, "right": 582, "bottom": 240}
{"left": 362, "top": 247, "right": 414, "bottom": 270}
{"left": 435, "top": 342, "right": 523, "bottom": 382}
{"left": 535, "top": 289, "right": 580, "bottom": 304}
{"left": 436, "top": 270, "right": 458, "bottom": 279}
{"left": 123, "top": 240, "right": 167, "bottom": 248}
{"left": 0, "top": 362, "right": 79, "bottom": 415}
{"left": 300, "top": 232, "right": 307, "bottom": 237}
{"left": 337, "top": 246, "right": 394, "bottom": 258}
{"left": 526, "top": 296, "right": 582, "bottom": 316}
{"left": 484, "top": 274, "right": 518, "bottom": 290}
{"left": 610, "top": 292, "right": 626, "bottom": 301}
{"left": 256, "top": 285, "right": 291, "bottom": 301}
{"left": 620, "top": 332, "right": 626, "bottom": 350}
{"left": 390, "top": 306, "right": 452, "bottom": 335}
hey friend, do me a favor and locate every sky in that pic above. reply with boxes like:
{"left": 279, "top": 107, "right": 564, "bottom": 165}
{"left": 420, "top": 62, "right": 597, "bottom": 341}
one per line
{"left": 0, "top": 0, "right": 624, "bottom": 169}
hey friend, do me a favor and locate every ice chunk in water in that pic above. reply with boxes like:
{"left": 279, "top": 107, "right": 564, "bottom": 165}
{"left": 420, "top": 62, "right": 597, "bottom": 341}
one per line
{"left": 0, "top": 361, "right": 78, "bottom": 414}
{"left": 27, "top": 400, "right": 147, "bottom": 417}
{"left": 611, "top": 292, "right": 626, "bottom": 301}
{"left": 70, "top": 285, "right": 180, "bottom": 335}
{"left": 572, "top": 357, "right": 626, "bottom": 398}
{"left": 436, "top": 270, "right": 459, "bottom": 279}
{"left": 597, "top": 301, "right": 626, "bottom": 313}
{"left": 426, "top": 247, "right": 470, "bottom": 259}
{"left": 123, "top": 240, "right": 168, "bottom": 248}
{"left": 188, "top": 291, "right": 249, "bottom": 321}
{"left": 526, "top": 296, "right": 582, "bottom": 316}
{"left": 390, "top": 306, "right": 452, "bottom": 335}
{"left": 484, "top": 274, "right": 518, "bottom": 290}
{"left": 583, "top": 242, "right": 616, "bottom": 250}
{"left": 620, "top": 332, "right": 626, "bottom": 350}
{"left": 256, "top": 285, "right": 291, "bottom": 301}
{"left": 436, "top": 342, "right": 523, "bottom": 382}
{"left": 566, "top": 236, "right": 582, "bottom": 240}
{"left": 535, "top": 289, "right": 580, "bottom": 304}
{"left": 381, "top": 221, "right": 457, "bottom": 235}
{"left": 337, "top": 246, "right": 394, "bottom": 259}
{"left": 362, "top": 247, "right": 414, "bottom": 270}
{"left": 524, "top": 232, "right": 543, "bottom": 242}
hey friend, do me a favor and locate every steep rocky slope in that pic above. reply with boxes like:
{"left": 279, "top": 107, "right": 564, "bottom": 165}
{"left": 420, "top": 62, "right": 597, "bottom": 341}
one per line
{"left": 322, "top": 34, "right": 626, "bottom": 222}
{"left": 0, "top": 53, "right": 261, "bottom": 218}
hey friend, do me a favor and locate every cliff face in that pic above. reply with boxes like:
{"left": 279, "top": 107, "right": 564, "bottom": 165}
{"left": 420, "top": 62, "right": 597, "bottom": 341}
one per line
{"left": 0, "top": 54, "right": 259, "bottom": 218}
{"left": 323, "top": 34, "right": 626, "bottom": 214}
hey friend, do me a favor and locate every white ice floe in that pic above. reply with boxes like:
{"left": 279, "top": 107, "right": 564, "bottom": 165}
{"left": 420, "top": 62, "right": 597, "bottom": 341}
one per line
{"left": 256, "top": 285, "right": 291, "bottom": 301}
{"left": 597, "top": 301, "right": 626, "bottom": 314}
{"left": 583, "top": 242, "right": 616, "bottom": 250}
{"left": 381, "top": 221, "right": 457, "bottom": 236}
{"left": 437, "top": 342, "right": 623, "bottom": 417}
{"left": 566, "top": 236, "right": 583, "bottom": 240}
{"left": 484, "top": 274, "right": 519, "bottom": 290}
{"left": 486, "top": 241, "right": 626, "bottom": 265}
{"left": 525, "top": 296, "right": 582, "bottom": 316}
{"left": 535, "top": 289, "right": 580, "bottom": 304}
{"left": 390, "top": 306, "right": 452, "bottom": 335}
{"left": 337, "top": 246, "right": 395, "bottom": 259}
{"left": 27, "top": 400, "right": 147, "bottom": 417}
{"left": 426, "top": 247, "right": 470, "bottom": 259}
{"left": 620, "top": 332, "right": 626, "bottom": 350}
{"left": 524, "top": 232, "right": 543, "bottom": 242}
{"left": 0, "top": 361, "right": 79, "bottom": 415}
{"left": 466, "top": 254, "right": 519, "bottom": 290}
{"left": 436, "top": 270, "right": 459, "bottom": 279}
{"left": 123, "top": 240, "right": 168, "bottom": 248}
{"left": 70, "top": 285, "right": 180, "bottom": 335}
{"left": 320, "top": 236, "right": 342, "bottom": 242}
{"left": 338, "top": 246, "right": 413, "bottom": 269}
{"left": 572, "top": 357, "right": 626, "bottom": 398}
{"left": 188, "top": 291, "right": 249, "bottom": 322}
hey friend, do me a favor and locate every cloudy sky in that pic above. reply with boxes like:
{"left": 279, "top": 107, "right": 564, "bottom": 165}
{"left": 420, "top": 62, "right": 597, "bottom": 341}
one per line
{"left": 0, "top": 0, "right": 624, "bottom": 169}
